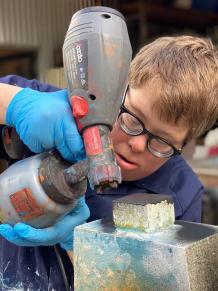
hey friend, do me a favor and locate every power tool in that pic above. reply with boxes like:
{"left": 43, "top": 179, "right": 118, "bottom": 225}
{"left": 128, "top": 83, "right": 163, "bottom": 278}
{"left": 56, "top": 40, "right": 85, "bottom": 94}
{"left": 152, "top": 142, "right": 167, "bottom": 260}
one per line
{"left": 63, "top": 6, "right": 132, "bottom": 192}
{"left": 0, "top": 6, "right": 132, "bottom": 228}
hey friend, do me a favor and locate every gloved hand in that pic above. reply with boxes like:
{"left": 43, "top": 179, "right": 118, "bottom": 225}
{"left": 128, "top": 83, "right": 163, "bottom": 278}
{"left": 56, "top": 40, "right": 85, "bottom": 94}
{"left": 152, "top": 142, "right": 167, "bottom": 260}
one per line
{"left": 0, "top": 197, "right": 90, "bottom": 250}
{"left": 6, "top": 88, "right": 85, "bottom": 162}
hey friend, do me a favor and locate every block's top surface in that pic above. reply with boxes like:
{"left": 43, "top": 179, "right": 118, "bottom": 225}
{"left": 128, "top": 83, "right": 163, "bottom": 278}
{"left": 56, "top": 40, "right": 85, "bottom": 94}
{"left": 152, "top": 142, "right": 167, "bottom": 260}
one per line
{"left": 112, "top": 193, "right": 173, "bottom": 206}
{"left": 75, "top": 219, "right": 218, "bottom": 247}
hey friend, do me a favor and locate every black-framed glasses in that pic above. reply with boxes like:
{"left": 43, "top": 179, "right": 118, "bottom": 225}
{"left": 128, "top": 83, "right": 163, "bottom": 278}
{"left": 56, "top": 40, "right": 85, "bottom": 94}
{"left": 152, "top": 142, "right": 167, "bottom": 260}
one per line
{"left": 118, "top": 104, "right": 183, "bottom": 158}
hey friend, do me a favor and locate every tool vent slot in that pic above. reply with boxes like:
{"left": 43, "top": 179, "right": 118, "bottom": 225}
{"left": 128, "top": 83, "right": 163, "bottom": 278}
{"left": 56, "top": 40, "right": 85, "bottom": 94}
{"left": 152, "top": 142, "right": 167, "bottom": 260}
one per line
{"left": 67, "top": 22, "right": 94, "bottom": 37}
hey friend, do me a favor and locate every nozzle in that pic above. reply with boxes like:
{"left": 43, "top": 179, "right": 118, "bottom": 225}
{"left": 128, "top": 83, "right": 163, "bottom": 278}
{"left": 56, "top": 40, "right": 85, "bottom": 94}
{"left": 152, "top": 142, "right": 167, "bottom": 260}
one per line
{"left": 88, "top": 163, "right": 121, "bottom": 193}
{"left": 39, "top": 152, "right": 87, "bottom": 204}
{"left": 83, "top": 125, "right": 121, "bottom": 192}
{"left": 64, "top": 159, "right": 88, "bottom": 186}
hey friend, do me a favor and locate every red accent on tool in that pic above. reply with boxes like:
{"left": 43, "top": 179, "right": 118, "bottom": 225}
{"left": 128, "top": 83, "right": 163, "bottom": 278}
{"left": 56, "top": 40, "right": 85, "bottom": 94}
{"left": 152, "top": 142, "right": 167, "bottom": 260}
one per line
{"left": 71, "top": 96, "right": 89, "bottom": 119}
{"left": 83, "top": 126, "right": 103, "bottom": 156}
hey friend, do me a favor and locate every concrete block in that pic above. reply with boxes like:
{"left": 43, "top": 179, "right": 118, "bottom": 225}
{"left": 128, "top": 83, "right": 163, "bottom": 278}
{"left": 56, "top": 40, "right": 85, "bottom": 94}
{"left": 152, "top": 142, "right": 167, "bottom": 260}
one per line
{"left": 74, "top": 219, "right": 218, "bottom": 291}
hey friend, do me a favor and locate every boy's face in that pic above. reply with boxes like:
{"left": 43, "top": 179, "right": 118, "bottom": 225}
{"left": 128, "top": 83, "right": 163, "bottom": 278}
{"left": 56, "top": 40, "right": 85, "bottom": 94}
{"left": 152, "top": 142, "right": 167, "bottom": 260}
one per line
{"left": 110, "top": 85, "right": 189, "bottom": 181}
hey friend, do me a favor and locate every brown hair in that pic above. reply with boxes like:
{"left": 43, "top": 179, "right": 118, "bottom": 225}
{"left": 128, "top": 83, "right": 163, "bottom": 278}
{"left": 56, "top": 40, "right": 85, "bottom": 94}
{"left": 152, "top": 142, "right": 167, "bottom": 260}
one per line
{"left": 128, "top": 36, "right": 218, "bottom": 141}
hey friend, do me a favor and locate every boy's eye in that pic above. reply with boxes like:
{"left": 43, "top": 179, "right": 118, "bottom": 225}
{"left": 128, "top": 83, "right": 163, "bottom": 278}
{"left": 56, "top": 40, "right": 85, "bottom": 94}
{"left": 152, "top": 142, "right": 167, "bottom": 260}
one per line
{"left": 150, "top": 137, "right": 171, "bottom": 151}
{"left": 121, "top": 113, "right": 142, "bottom": 131}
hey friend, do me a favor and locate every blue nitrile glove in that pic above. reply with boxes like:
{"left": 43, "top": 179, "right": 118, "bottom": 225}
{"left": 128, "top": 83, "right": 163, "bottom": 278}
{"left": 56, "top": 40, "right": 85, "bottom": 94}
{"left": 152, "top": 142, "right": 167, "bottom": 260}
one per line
{"left": 6, "top": 88, "right": 85, "bottom": 162}
{"left": 0, "top": 197, "right": 89, "bottom": 250}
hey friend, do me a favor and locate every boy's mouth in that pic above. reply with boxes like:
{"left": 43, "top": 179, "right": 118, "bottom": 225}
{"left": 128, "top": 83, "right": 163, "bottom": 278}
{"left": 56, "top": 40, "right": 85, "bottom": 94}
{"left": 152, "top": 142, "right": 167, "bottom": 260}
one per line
{"left": 115, "top": 153, "right": 138, "bottom": 170}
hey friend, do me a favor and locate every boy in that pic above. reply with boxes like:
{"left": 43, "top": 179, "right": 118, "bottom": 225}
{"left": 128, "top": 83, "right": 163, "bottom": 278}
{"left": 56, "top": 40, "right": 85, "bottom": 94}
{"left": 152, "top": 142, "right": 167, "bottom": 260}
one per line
{"left": 0, "top": 35, "right": 217, "bottom": 289}
{"left": 87, "top": 35, "right": 218, "bottom": 222}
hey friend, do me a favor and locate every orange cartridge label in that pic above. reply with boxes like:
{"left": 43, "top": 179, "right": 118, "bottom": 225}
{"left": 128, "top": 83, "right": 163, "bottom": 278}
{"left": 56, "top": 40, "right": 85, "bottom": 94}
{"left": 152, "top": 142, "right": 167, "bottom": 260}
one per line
{"left": 10, "top": 188, "right": 44, "bottom": 221}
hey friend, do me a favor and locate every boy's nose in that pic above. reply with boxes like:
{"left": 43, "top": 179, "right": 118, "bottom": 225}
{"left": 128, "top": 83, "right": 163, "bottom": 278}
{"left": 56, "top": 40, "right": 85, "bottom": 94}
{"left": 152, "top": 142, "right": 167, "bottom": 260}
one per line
{"left": 128, "top": 134, "right": 147, "bottom": 153}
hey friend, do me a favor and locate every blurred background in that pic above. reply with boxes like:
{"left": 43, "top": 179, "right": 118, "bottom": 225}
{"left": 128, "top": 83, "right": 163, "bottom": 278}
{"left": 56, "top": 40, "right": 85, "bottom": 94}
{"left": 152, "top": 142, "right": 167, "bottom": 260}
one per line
{"left": 0, "top": 0, "right": 218, "bottom": 224}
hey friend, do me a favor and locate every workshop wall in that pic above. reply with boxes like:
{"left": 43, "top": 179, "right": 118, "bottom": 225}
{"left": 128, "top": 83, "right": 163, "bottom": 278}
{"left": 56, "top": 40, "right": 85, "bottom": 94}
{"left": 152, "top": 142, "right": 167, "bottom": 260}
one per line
{"left": 0, "top": 0, "right": 99, "bottom": 79}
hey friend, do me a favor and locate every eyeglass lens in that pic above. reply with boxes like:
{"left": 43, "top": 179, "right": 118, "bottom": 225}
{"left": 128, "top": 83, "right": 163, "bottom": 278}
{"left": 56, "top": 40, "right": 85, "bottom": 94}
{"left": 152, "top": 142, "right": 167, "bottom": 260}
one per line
{"left": 119, "top": 111, "right": 174, "bottom": 156}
